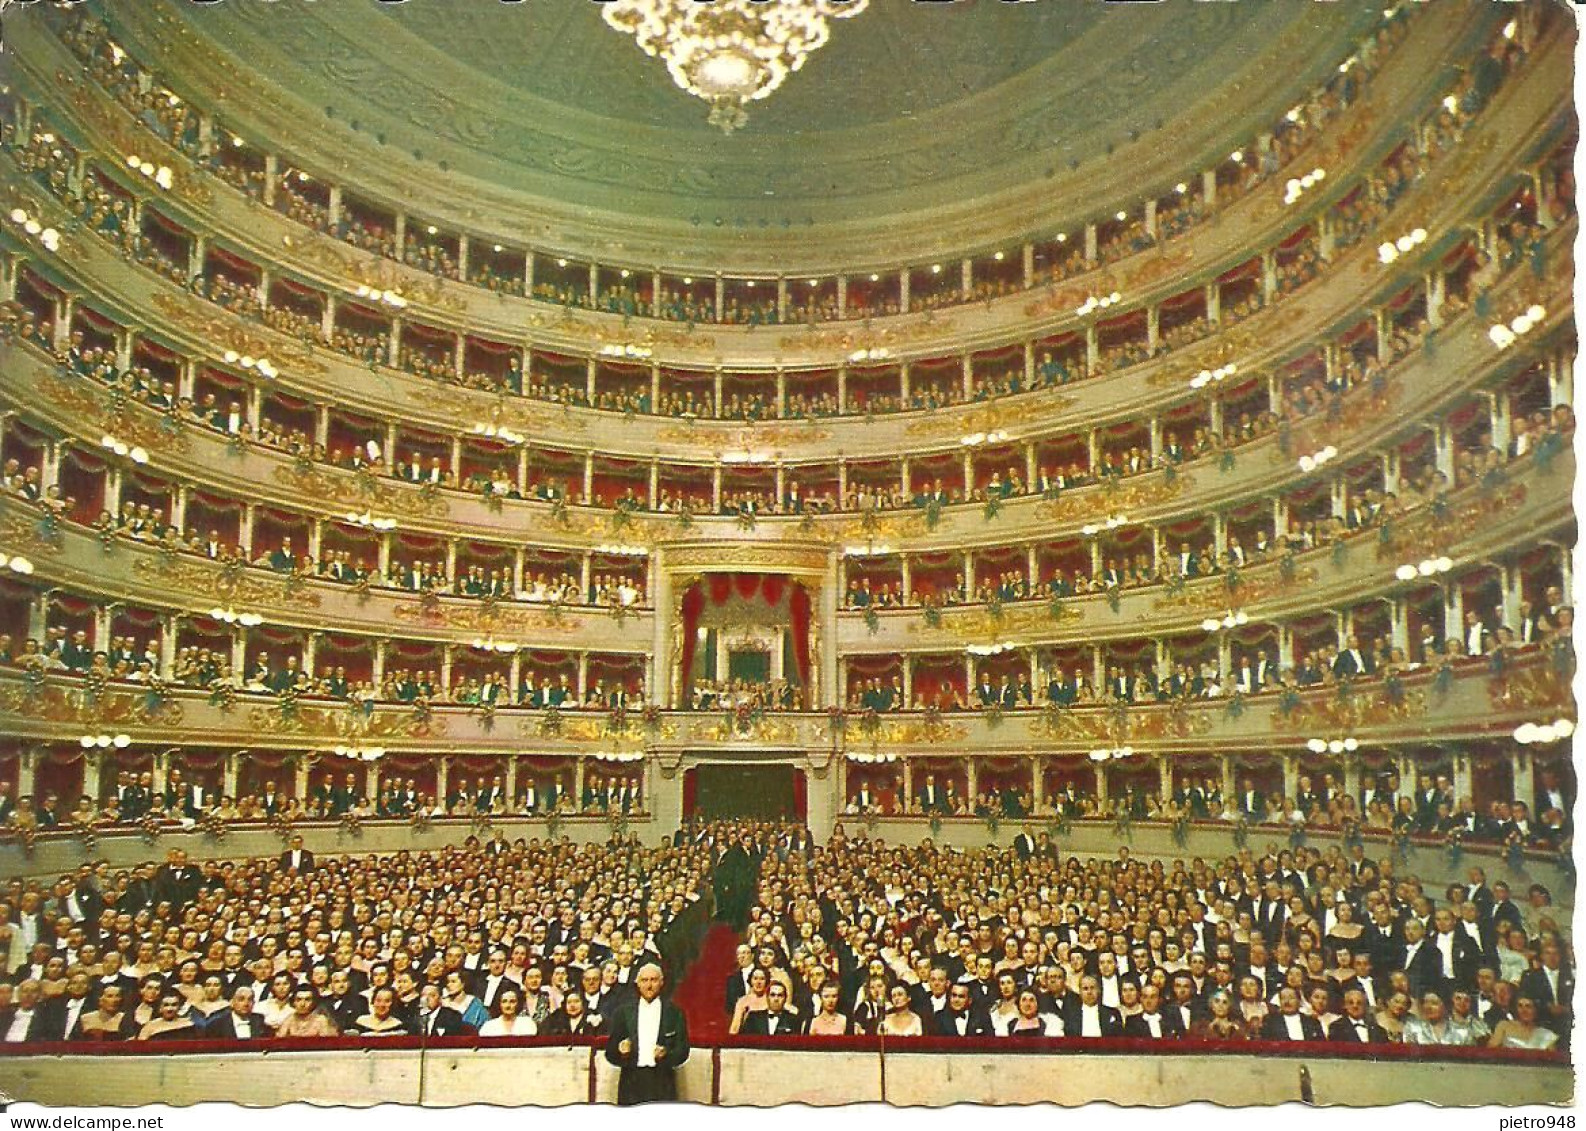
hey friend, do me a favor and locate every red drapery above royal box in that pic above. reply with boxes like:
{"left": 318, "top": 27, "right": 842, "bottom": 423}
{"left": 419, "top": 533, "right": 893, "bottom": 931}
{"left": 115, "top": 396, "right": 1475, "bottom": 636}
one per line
{"left": 678, "top": 573, "right": 811, "bottom": 689}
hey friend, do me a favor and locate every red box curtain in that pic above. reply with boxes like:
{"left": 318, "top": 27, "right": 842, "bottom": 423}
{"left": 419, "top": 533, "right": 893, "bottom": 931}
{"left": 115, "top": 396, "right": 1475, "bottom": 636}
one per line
{"left": 678, "top": 574, "right": 811, "bottom": 688}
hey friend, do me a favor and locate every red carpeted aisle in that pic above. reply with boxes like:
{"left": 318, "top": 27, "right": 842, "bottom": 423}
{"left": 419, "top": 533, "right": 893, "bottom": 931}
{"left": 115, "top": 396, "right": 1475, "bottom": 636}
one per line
{"left": 671, "top": 922, "right": 742, "bottom": 1041}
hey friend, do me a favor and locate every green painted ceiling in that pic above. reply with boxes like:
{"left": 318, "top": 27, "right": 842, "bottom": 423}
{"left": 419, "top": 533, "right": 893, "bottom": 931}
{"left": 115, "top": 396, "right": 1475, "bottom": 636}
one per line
{"left": 98, "top": 0, "right": 1375, "bottom": 234}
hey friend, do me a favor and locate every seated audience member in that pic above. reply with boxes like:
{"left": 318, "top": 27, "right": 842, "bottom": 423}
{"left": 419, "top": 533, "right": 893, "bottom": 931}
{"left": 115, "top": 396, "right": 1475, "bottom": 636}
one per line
{"left": 350, "top": 987, "right": 412, "bottom": 1038}
{"left": 274, "top": 987, "right": 340, "bottom": 1039}
{"left": 137, "top": 991, "right": 197, "bottom": 1041}
{"left": 479, "top": 988, "right": 535, "bottom": 1038}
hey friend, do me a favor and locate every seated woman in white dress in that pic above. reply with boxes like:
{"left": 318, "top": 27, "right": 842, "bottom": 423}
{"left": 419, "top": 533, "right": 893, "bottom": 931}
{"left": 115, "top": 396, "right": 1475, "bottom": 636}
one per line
{"left": 480, "top": 988, "right": 538, "bottom": 1038}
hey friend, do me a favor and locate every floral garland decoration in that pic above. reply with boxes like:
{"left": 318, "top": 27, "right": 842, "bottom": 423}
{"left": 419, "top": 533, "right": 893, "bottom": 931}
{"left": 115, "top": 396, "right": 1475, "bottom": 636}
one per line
{"left": 94, "top": 514, "right": 118, "bottom": 553}
{"left": 3, "top": 823, "right": 38, "bottom": 856}
{"left": 1170, "top": 815, "right": 1191, "bottom": 848}
{"left": 208, "top": 680, "right": 237, "bottom": 712}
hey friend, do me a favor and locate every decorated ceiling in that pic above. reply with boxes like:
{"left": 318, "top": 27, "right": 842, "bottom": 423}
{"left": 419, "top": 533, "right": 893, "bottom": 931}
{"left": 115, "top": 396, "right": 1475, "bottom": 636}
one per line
{"left": 65, "top": 0, "right": 1376, "bottom": 255}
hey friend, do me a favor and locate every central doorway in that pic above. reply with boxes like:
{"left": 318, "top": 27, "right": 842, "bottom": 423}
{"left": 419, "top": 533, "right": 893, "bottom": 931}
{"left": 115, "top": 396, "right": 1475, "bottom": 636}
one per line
{"left": 686, "top": 764, "right": 805, "bottom": 821}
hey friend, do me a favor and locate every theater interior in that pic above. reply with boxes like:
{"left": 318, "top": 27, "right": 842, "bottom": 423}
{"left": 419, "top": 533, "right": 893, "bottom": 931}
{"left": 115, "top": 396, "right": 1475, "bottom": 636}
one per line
{"left": 0, "top": 0, "right": 1576, "bottom": 1109}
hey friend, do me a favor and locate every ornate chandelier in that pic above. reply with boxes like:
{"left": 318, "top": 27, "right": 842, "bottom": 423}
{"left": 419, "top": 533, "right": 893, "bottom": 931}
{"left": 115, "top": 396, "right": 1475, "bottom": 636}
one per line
{"left": 600, "top": 0, "right": 869, "bottom": 134}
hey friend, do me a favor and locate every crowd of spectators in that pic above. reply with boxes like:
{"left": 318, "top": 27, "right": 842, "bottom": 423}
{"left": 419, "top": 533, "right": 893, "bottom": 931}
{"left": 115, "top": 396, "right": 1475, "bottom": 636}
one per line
{"left": 0, "top": 836, "right": 707, "bottom": 1042}
{"left": 721, "top": 824, "right": 1570, "bottom": 1049}
{"left": 840, "top": 757, "right": 1574, "bottom": 851}
{"left": 689, "top": 679, "right": 805, "bottom": 713}
{"left": 25, "top": 4, "right": 1499, "bottom": 439}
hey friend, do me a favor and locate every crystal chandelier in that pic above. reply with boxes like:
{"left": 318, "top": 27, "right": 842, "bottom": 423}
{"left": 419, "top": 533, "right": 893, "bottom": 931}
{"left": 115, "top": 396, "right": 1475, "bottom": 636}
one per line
{"left": 601, "top": 0, "right": 869, "bottom": 134}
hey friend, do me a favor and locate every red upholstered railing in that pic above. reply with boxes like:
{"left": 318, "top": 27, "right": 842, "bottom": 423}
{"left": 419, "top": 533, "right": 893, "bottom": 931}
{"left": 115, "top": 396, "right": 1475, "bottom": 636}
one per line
{"left": 0, "top": 1033, "right": 1564, "bottom": 1064}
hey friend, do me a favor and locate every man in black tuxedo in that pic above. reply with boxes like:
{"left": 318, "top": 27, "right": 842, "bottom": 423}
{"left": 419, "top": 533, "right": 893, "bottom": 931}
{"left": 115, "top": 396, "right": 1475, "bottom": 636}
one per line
{"left": 414, "top": 985, "right": 474, "bottom": 1037}
{"left": 911, "top": 967, "right": 951, "bottom": 1022}
{"left": 209, "top": 987, "right": 271, "bottom": 1040}
{"left": 740, "top": 982, "right": 798, "bottom": 1036}
{"left": 604, "top": 963, "right": 690, "bottom": 1106}
{"left": 1427, "top": 908, "right": 1483, "bottom": 994}
{"left": 1518, "top": 939, "right": 1574, "bottom": 1038}
{"left": 1063, "top": 974, "right": 1124, "bottom": 1037}
{"left": 479, "top": 949, "right": 520, "bottom": 1014}
{"left": 1012, "top": 828, "right": 1036, "bottom": 860}
{"left": 1123, "top": 983, "right": 1184, "bottom": 1039}
{"left": 1166, "top": 972, "right": 1205, "bottom": 1032}
{"left": 723, "top": 945, "right": 755, "bottom": 1018}
{"left": 1327, "top": 988, "right": 1388, "bottom": 1043}
{"left": 35, "top": 971, "right": 94, "bottom": 1040}
{"left": 153, "top": 849, "right": 201, "bottom": 909}
{"left": 279, "top": 834, "right": 316, "bottom": 874}
{"left": 1261, "top": 987, "right": 1324, "bottom": 1041}
{"left": 1399, "top": 919, "right": 1444, "bottom": 999}
{"left": 932, "top": 983, "right": 994, "bottom": 1036}
{"left": 320, "top": 970, "right": 363, "bottom": 1032}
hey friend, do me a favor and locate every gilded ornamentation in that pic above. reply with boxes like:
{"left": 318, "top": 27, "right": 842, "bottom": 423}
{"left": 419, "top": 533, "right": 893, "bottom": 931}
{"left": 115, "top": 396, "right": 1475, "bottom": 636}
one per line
{"left": 1487, "top": 663, "right": 1574, "bottom": 714}
{"left": 904, "top": 398, "right": 1068, "bottom": 439}
{"left": 778, "top": 319, "right": 957, "bottom": 353}
{"left": 1034, "top": 473, "right": 1189, "bottom": 522}
{"left": 149, "top": 293, "right": 327, "bottom": 375}
{"left": 1269, "top": 685, "right": 1427, "bottom": 733}
{"left": 523, "top": 307, "right": 708, "bottom": 351}
{"left": 696, "top": 715, "right": 801, "bottom": 744}
{"left": 547, "top": 716, "right": 663, "bottom": 747}
{"left": 38, "top": 373, "right": 190, "bottom": 455}
{"left": 390, "top": 600, "right": 578, "bottom": 635}
{"left": 131, "top": 557, "right": 323, "bottom": 610}
{"left": 1281, "top": 379, "right": 1400, "bottom": 458}
{"left": 269, "top": 231, "right": 460, "bottom": 310}
{"left": 1151, "top": 565, "right": 1319, "bottom": 614}
{"left": 867, "top": 717, "right": 968, "bottom": 746}
{"left": 653, "top": 422, "right": 832, "bottom": 448}
{"left": 0, "top": 510, "right": 65, "bottom": 556}
{"left": 1, "top": 679, "right": 184, "bottom": 729}
{"left": 1119, "top": 245, "right": 1199, "bottom": 292}
{"left": 907, "top": 601, "right": 1081, "bottom": 641}
{"left": 1030, "top": 701, "right": 1213, "bottom": 743}
{"left": 244, "top": 702, "right": 446, "bottom": 740}
{"left": 1374, "top": 483, "right": 1529, "bottom": 562}
{"left": 661, "top": 545, "right": 830, "bottom": 574}
{"left": 462, "top": 393, "right": 587, "bottom": 437}
{"left": 270, "top": 465, "right": 452, "bottom": 520}
{"left": 57, "top": 69, "right": 213, "bottom": 206}
{"left": 828, "top": 511, "right": 929, "bottom": 545}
